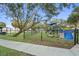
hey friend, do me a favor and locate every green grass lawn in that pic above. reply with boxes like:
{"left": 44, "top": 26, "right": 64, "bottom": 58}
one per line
{"left": 0, "top": 46, "right": 33, "bottom": 56}
{"left": 0, "top": 32, "right": 74, "bottom": 49}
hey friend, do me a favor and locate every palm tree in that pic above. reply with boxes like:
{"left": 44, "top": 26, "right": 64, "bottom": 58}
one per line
{"left": 67, "top": 13, "right": 79, "bottom": 45}
{"left": 67, "top": 6, "right": 79, "bottom": 44}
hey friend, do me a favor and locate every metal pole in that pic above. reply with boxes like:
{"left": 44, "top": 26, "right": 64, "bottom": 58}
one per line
{"left": 41, "top": 30, "right": 43, "bottom": 41}
{"left": 23, "top": 31, "right": 25, "bottom": 39}
{"left": 74, "top": 28, "right": 77, "bottom": 45}
{"left": 76, "top": 29, "right": 78, "bottom": 43}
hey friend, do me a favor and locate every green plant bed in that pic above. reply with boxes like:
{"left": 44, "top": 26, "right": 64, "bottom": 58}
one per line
{"left": 61, "top": 25, "right": 73, "bottom": 30}
{"left": 0, "top": 46, "right": 33, "bottom": 56}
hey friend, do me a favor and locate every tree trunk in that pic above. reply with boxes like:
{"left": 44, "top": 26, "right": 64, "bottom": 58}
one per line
{"left": 76, "top": 29, "right": 78, "bottom": 43}
{"left": 31, "top": 29, "right": 32, "bottom": 35}
{"left": 13, "top": 30, "right": 22, "bottom": 37}
{"left": 10, "top": 28, "right": 11, "bottom": 35}
{"left": 23, "top": 31, "right": 26, "bottom": 39}
{"left": 41, "top": 31, "right": 43, "bottom": 41}
{"left": 15, "top": 28, "right": 16, "bottom": 33}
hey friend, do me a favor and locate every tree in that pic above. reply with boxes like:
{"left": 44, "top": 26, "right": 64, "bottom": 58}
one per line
{"left": 67, "top": 13, "right": 79, "bottom": 27}
{"left": 73, "top": 6, "right": 79, "bottom": 13}
{"left": 67, "top": 13, "right": 79, "bottom": 45}
{"left": 0, "top": 22, "right": 6, "bottom": 32}
{"left": 27, "top": 3, "right": 72, "bottom": 17}
{"left": 5, "top": 4, "right": 34, "bottom": 37}
{"left": 67, "top": 6, "right": 79, "bottom": 44}
{"left": 67, "top": 6, "right": 79, "bottom": 27}
{"left": 4, "top": 3, "right": 73, "bottom": 37}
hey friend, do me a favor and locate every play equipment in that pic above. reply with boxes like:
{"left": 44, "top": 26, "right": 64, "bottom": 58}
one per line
{"left": 47, "top": 23, "right": 60, "bottom": 37}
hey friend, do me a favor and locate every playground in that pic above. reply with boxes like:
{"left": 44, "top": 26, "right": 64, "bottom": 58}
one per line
{"left": 0, "top": 3, "right": 79, "bottom": 56}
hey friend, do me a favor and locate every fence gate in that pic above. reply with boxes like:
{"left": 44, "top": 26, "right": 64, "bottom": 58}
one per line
{"left": 74, "top": 29, "right": 79, "bottom": 45}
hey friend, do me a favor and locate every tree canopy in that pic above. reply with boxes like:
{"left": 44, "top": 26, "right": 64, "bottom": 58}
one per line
{"left": 67, "top": 13, "right": 79, "bottom": 25}
{"left": 73, "top": 6, "right": 79, "bottom": 13}
{"left": 67, "top": 6, "right": 79, "bottom": 26}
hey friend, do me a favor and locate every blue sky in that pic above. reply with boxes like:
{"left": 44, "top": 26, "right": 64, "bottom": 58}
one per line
{"left": 0, "top": 4, "right": 78, "bottom": 28}
{"left": 53, "top": 7, "right": 74, "bottom": 20}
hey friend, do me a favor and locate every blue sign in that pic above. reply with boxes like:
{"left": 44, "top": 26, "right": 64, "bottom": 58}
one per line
{"left": 64, "top": 30, "right": 73, "bottom": 41}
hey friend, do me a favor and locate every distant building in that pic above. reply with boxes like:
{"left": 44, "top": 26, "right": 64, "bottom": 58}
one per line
{"left": 2, "top": 27, "right": 19, "bottom": 33}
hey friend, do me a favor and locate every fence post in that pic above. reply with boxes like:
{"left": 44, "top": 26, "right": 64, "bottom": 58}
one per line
{"left": 41, "top": 31, "right": 43, "bottom": 41}
{"left": 76, "top": 29, "right": 78, "bottom": 44}
{"left": 74, "top": 28, "right": 77, "bottom": 45}
{"left": 23, "top": 31, "right": 25, "bottom": 39}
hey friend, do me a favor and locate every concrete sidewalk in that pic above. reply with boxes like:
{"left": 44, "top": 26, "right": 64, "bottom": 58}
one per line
{"left": 70, "top": 44, "right": 79, "bottom": 56}
{"left": 0, "top": 39, "right": 77, "bottom": 56}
